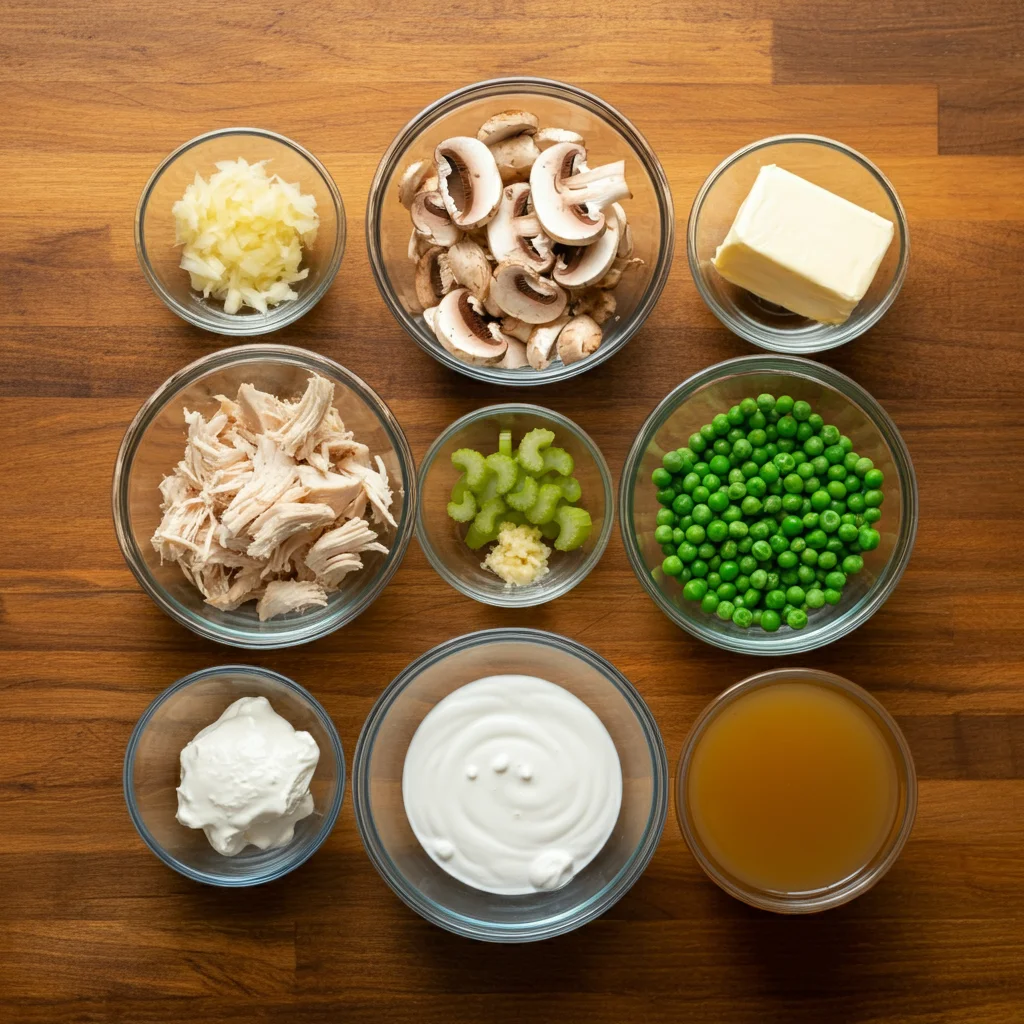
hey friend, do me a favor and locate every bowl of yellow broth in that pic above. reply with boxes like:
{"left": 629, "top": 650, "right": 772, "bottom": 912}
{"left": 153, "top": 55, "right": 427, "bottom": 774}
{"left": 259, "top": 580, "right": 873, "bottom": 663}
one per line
{"left": 677, "top": 667, "right": 916, "bottom": 912}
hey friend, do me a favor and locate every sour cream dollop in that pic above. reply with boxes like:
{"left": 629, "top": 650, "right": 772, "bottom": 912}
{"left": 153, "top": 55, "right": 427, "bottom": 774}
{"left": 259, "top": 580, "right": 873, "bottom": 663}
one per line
{"left": 176, "top": 696, "right": 319, "bottom": 856}
{"left": 402, "top": 675, "right": 622, "bottom": 895}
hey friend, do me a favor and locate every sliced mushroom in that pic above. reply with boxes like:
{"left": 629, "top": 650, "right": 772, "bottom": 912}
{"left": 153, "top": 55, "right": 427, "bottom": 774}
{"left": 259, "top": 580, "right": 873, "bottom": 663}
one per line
{"left": 612, "top": 202, "right": 634, "bottom": 258}
{"left": 423, "top": 305, "right": 439, "bottom": 332}
{"left": 571, "top": 287, "right": 617, "bottom": 325}
{"left": 490, "top": 261, "right": 568, "bottom": 324}
{"left": 446, "top": 239, "right": 491, "bottom": 301}
{"left": 408, "top": 228, "right": 431, "bottom": 263}
{"left": 552, "top": 215, "right": 620, "bottom": 289}
{"left": 433, "top": 288, "right": 509, "bottom": 366}
{"left": 398, "top": 160, "right": 434, "bottom": 209}
{"left": 411, "top": 190, "right": 461, "bottom": 247}
{"left": 415, "top": 246, "right": 455, "bottom": 310}
{"left": 489, "top": 134, "right": 540, "bottom": 184}
{"left": 596, "top": 256, "right": 643, "bottom": 290}
{"left": 483, "top": 290, "right": 505, "bottom": 318}
{"left": 477, "top": 110, "right": 539, "bottom": 145}
{"left": 497, "top": 338, "right": 530, "bottom": 369}
{"left": 500, "top": 317, "right": 533, "bottom": 343}
{"left": 526, "top": 316, "right": 569, "bottom": 370}
{"left": 487, "top": 184, "right": 554, "bottom": 273}
{"left": 434, "top": 137, "right": 503, "bottom": 229}
{"left": 531, "top": 143, "right": 631, "bottom": 245}
{"left": 557, "top": 315, "right": 602, "bottom": 365}
{"left": 535, "top": 127, "right": 585, "bottom": 150}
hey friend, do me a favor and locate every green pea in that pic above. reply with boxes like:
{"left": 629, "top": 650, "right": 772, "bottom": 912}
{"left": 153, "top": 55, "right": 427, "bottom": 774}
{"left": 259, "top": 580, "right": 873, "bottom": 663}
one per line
{"left": 808, "top": 413, "right": 824, "bottom": 431}
{"left": 662, "top": 451, "right": 683, "bottom": 474}
{"left": 864, "top": 507, "right": 882, "bottom": 523}
{"left": 805, "top": 588, "right": 826, "bottom": 609}
{"left": 763, "top": 494, "right": 783, "bottom": 515}
{"left": 751, "top": 540, "right": 773, "bottom": 562}
{"left": 820, "top": 425, "right": 840, "bottom": 446}
{"left": 710, "top": 413, "right": 729, "bottom": 436}
{"left": 805, "top": 529, "right": 827, "bottom": 550}
{"left": 691, "top": 559, "right": 709, "bottom": 578}
{"left": 718, "top": 559, "right": 738, "bottom": 582}
{"left": 796, "top": 421, "right": 815, "bottom": 443}
{"left": 720, "top": 540, "right": 738, "bottom": 560}
{"left": 782, "top": 474, "right": 804, "bottom": 496}
{"left": 747, "top": 410, "right": 767, "bottom": 430}
{"left": 732, "top": 607, "right": 753, "bottom": 628}
{"left": 707, "top": 571, "right": 722, "bottom": 589}
{"left": 708, "top": 454, "right": 730, "bottom": 477}
{"left": 844, "top": 474, "right": 862, "bottom": 493}
{"left": 789, "top": 536, "right": 807, "bottom": 554}
{"left": 722, "top": 505, "right": 743, "bottom": 525}
{"left": 777, "top": 438, "right": 796, "bottom": 454}
{"left": 652, "top": 467, "right": 672, "bottom": 487}
{"left": 700, "top": 592, "right": 720, "bottom": 613}
{"left": 839, "top": 435, "right": 853, "bottom": 453}
{"left": 705, "top": 521, "right": 727, "bottom": 544}
{"left": 800, "top": 547, "right": 818, "bottom": 566}
{"left": 662, "top": 556, "right": 683, "bottom": 576}
{"left": 797, "top": 564, "right": 817, "bottom": 585}
{"left": 728, "top": 520, "right": 749, "bottom": 539}
{"left": 693, "top": 462, "right": 710, "bottom": 477}
{"left": 822, "top": 588, "right": 841, "bottom": 605}
{"left": 827, "top": 464, "right": 848, "bottom": 481}
{"left": 843, "top": 554, "right": 865, "bottom": 574}
{"left": 716, "top": 600, "right": 736, "bottom": 621}
{"left": 864, "top": 468, "right": 884, "bottom": 489}
{"left": 817, "top": 550, "right": 838, "bottom": 570}
{"left": 654, "top": 524, "right": 673, "bottom": 544}
{"left": 707, "top": 490, "right": 729, "bottom": 514}
{"left": 656, "top": 508, "right": 677, "bottom": 527}
{"left": 773, "top": 452, "right": 796, "bottom": 473}
{"left": 792, "top": 400, "right": 812, "bottom": 422}
{"left": 846, "top": 492, "right": 866, "bottom": 514}
{"left": 700, "top": 424, "right": 716, "bottom": 443}
{"left": 824, "top": 444, "right": 844, "bottom": 466}
{"left": 843, "top": 451, "right": 861, "bottom": 473}
{"left": 864, "top": 489, "right": 884, "bottom": 508}
{"left": 837, "top": 523, "right": 859, "bottom": 543}
{"left": 685, "top": 524, "right": 705, "bottom": 545}
{"left": 777, "top": 550, "right": 798, "bottom": 569}
{"left": 749, "top": 568, "right": 768, "bottom": 590}
{"left": 740, "top": 587, "right": 760, "bottom": 608}
{"left": 749, "top": 521, "right": 771, "bottom": 542}
{"left": 717, "top": 582, "right": 737, "bottom": 601}
{"left": 854, "top": 457, "right": 874, "bottom": 477}
{"left": 756, "top": 393, "right": 776, "bottom": 413}
{"left": 672, "top": 527, "right": 686, "bottom": 546}
{"left": 809, "top": 489, "right": 831, "bottom": 512}
{"left": 712, "top": 439, "right": 730, "bottom": 458}
{"left": 819, "top": 510, "right": 840, "bottom": 533}
{"left": 826, "top": 537, "right": 846, "bottom": 554}
{"left": 759, "top": 463, "right": 780, "bottom": 486}
{"left": 760, "top": 609, "right": 781, "bottom": 632}
{"left": 731, "top": 439, "right": 752, "bottom": 463}
{"left": 739, "top": 397, "right": 758, "bottom": 417}
{"left": 688, "top": 433, "right": 706, "bottom": 454}
{"left": 692, "top": 486, "right": 710, "bottom": 505}
{"left": 765, "top": 589, "right": 786, "bottom": 610}
{"left": 825, "top": 571, "right": 847, "bottom": 589}
{"left": 735, "top": 575, "right": 751, "bottom": 593}
{"left": 747, "top": 428, "right": 767, "bottom": 447}
{"left": 769, "top": 533, "right": 789, "bottom": 554}
{"left": 787, "top": 608, "right": 809, "bottom": 630}
{"left": 672, "top": 493, "right": 694, "bottom": 516}
{"left": 661, "top": 543, "right": 676, "bottom": 556}
{"left": 778, "top": 515, "right": 801, "bottom": 538}
{"left": 683, "top": 579, "right": 707, "bottom": 601}
{"left": 656, "top": 487, "right": 676, "bottom": 505}
{"left": 777, "top": 415, "right": 798, "bottom": 438}
{"left": 801, "top": 510, "right": 820, "bottom": 529}
{"left": 764, "top": 442, "right": 779, "bottom": 459}
{"left": 782, "top": 493, "right": 804, "bottom": 513}
{"left": 827, "top": 480, "right": 847, "bottom": 500}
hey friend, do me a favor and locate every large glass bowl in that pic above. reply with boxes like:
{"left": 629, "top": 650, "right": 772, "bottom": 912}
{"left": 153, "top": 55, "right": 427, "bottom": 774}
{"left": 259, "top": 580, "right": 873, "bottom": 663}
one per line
{"left": 136, "top": 128, "right": 345, "bottom": 335}
{"left": 619, "top": 355, "right": 918, "bottom": 654}
{"left": 112, "top": 345, "right": 416, "bottom": 649}
{"left": 689, "top": 135, "right": 909, "bottom": 354}
{"left": 124, "top": 665, "right": 345, "bottom": 886}
{"left": 366, "top": 77, "right": 674, "bottom": 385}
{"left": 417, "top": 405, "right": 614, "bottom": 608}
{"left": 352, "top": 629, "right": 668, "bottom": 942}
{"left": 676, "top": 667, "right": 917, "bottom": 913}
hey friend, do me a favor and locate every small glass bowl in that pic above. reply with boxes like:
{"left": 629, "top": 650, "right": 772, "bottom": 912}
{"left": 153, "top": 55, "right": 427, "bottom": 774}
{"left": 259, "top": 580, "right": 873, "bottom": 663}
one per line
{"left": 136, "top": 128, "right": 345, "bottom": 335}
{"left": 676, "top": 667, "right": 917, "bottom": 913}
{"left": 112, "top": 344, "right": 416, "bottom": 649}
{"left": 352, "top": 628, "right": 668, "bottom": 941}
{"left": 619, "top": 355, "right": 918, "bottom": 654}
{"left": 689, "top": 135, "right": 909, "bottom": 354}
{"left": 124, "top": 665, "right": 345, "bottom": 886}
{"left": 417, "top": 405, "right": 614, "bottom": 607}
{"left": 366, "top": 77, "right": 674, "bottom": 385}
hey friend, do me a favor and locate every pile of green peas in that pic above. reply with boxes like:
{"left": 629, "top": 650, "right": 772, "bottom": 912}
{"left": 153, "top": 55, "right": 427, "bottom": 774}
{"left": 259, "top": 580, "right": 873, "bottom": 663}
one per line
{"left": 651, "top": 393, "right": 885, "bottom": 632}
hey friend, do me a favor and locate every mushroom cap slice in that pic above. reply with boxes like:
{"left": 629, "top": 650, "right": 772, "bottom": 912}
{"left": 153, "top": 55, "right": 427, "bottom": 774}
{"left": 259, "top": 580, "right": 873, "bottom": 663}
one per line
{"left": 446, "top": 238, "right": 492, "bottom": 301}
{"left": 557, "top": 315, "right": 602, "bottom": 365}
{"left": 571, "top": 287, "right": 617, "bottom": 325}
{"left": 398, "top": 160, "right": 434, "bottom": 209}
{"left": 497, "top": 337, "right": 530, "bottom": 369}
{"left": 435, "top": 137, "right": 503, "bottom": 229}
{"left": 535, "top": 127, "right": 585, "bottom": 150}
{"left": 611, "top": 202, "right": 634, "bottom": 258}
{"left": 552, "top": 216, "right": 621, "bottom": 289}
{"left": 414, "top": 245, "right": 455, "bottom": 310}
{"left": 490, "top": 262, "right": 568, "bottom": 324}
{"left": 500, "top": 317, "right": 534, "bottom": 343}
{"left": 531, "top": 143, "right": 631, "bottom": 245}
{"left": 411, "top": 190, "right": 461, "bottom": 247}
{"left": 433, "top": 288, "right": 509, "bottom": 366}
{"left": 489, "top": 134, "right": 540, "bottom": 184}
{"left": 526, "top": 316, "right": 569, "bottom": 370}
{"left": 477, "top": 110, "right": 540, "bottom": 145}
{"left": 487, "top": 183, "right": 554, "bottom": 273}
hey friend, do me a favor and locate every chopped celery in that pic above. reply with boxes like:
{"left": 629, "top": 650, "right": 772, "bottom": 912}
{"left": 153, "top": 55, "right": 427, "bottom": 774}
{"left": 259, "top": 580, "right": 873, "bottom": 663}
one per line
{"left": 498, "top": 430, "right": 513, "bottom": 457}
{"left": 539, "top": 520, "right": 561, "bottom": 541}
{"left": 484, "top": 452, "right": 518, "bottom": 494}
{"left": 553, "top": 505, "right": 593, "bottom": 551}
{"left": 447, "top": 489, "right": 477, "bottom": 523}
{"left": 541, "top": 446, "right": 575, "bottom": 477}
{"left": 451, "top": 448, "right": 488, "bottom": 490}
{"left": 517, "top": 427, "right": 555, "bottom": 474}
{"left": 506, "top": 473, "right": 539, "bottom": 512}
{"left": 526, "top": 482, "right": 563, "bottom": 525}
{"left": 451, "top": 474, "right": 469, "bottom": 503}
{"left": 558, "top": 476, "right": 582, "bottom": 504}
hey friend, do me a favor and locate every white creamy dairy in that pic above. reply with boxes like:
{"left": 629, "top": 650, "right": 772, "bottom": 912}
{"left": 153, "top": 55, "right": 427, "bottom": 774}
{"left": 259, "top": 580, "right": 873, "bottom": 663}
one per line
{"left": 712, "top": 164, "right": 894, "bottom": 324}
{"left": 402, "top": 675, "right": 622, "bottom": 895}
{"left": 176, "top": 696, "right": 319, "bottom": 856}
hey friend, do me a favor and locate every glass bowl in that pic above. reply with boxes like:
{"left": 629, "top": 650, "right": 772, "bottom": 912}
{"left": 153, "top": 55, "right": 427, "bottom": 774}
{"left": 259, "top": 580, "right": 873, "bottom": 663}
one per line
{"left": 619, "top": 355, "right": 918, "bottom": 654}
{"left": 124, "top": 665, "right": 345, "bottom": 886}
{"left": 136, "top": 128, "right": 345, "bottom": 335}
{"left": 366, "top": 77, "right": 674, "bottom": 385}
{"left": 112, "top": 344, "right": 416, "bottom": 648}
{"left": 689, "top": 135, "right": 909, "bottom": 353}
{"left": 676, "top": 667, "right": 917, "bottom": 913}
{"left": 417, "top": 405, "right": 614, "bottom": 607}
{"left": 352, "top": 628, "right": 668, "bottom": 942}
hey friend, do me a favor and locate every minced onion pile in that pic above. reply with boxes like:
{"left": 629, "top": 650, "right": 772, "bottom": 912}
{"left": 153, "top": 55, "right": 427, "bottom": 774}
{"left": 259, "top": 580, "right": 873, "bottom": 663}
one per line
{"left": 171, "top": 157, "right": 319, "bottom": 314}
{"left": 651, "top": 393, "right": 886, "bottom": 633}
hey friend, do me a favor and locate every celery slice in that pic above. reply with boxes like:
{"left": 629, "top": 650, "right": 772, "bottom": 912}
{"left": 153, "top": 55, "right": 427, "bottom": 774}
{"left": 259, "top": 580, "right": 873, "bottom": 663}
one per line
{"left": 498, "top": 430, "right": 513, "bottom": 457}
{"left": 541, "top": 446, "right": 575, "bottom": 477}
{"left": 516, "top": 428, "right": 555, "bottom": 474}
{"left": 506, "top": 473, "right": 539, "bottom": 512}
{"left": 451, "top": 448, "right": 488, "bottom": 490}
{"left": 484, "top": 452, "right": 518, "bottom": 495}
{"left": 553, "top": 505, "right": 593, "bottom": 551}
{"left": 526, "top": 482, "right": 563, "bottom": 525}
{"left": 447, "top": 489, "right": 477, "bottom": 523}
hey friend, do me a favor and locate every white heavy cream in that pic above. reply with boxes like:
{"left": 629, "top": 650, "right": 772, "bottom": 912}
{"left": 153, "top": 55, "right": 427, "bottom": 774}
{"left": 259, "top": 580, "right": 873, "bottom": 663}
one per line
{"left": 402, "top": 675, "right": 622, "bottom": 895}
{"left": 176, "top": 696, "right": 319, "bottom": 856}
{"left": 712, "top": 164, "right": 894, "bottom": 324}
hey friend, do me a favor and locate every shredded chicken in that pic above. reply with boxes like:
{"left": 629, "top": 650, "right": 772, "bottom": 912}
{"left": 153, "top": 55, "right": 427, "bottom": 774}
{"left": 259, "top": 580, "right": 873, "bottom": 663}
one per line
{"left": 151, "top": 374, "right": 397, "bottom": 619}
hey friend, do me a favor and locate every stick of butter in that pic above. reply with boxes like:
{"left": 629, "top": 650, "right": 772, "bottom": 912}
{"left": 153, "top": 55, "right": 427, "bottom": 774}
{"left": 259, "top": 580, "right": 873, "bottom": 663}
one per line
{"left": 711, "top": 164, "right": 894, "bottom": 325}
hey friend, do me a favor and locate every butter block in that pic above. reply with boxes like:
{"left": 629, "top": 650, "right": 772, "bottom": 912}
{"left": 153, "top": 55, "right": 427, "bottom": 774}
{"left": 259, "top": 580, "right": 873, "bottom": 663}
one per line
{"left": 711, "top": 164, "right": 894, "bottom": 324}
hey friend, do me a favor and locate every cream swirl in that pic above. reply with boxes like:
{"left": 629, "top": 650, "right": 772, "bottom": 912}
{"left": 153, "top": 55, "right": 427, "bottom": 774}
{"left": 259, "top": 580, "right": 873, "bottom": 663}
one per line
{"left": 402, "top": 675, "right": 622, "bottom": 895}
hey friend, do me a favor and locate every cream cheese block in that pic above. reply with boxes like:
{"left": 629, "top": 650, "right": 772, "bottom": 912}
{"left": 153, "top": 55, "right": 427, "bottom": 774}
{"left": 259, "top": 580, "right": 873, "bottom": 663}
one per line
{"left": 711, "top": 164, "right": 894, "bottom": 324}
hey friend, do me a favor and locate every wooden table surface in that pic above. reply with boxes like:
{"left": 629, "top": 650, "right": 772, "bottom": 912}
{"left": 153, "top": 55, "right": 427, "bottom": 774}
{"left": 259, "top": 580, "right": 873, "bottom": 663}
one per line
{"left": 3, "top": 1, "right": 1024, "bottom": 1021}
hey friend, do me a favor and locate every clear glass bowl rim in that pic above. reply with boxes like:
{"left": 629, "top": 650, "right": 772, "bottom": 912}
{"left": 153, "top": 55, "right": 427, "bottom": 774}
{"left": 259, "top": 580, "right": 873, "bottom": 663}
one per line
{"left": 123, "top": 663, "right": 346, "bottom": 887}
{"left": 617, "top": 353, "right": 919, "bottom": 654}
{"left": 351, "top": 627, "right": 669, "bottom": 942}
{"left": 415, "top": 403, "right": 615, "bottom": 607}
{"left": 111, "top": 343, "right": 418, "bottom": 649}
{"left": 365, "top": 75, "right": 675, "bottom": 385}
{"left": 675, "top": 666, "right": 918, "bottom": 913}
{"left": 687, "top": 133, "right": 910, "bottom": 354}
{"left": 135, "top": 126, "right": 346, "bottom": 335}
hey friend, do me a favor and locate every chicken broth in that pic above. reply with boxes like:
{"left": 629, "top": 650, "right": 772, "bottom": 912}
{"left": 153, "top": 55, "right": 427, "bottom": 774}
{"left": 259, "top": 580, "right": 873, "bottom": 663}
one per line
{"left": 686, "top": 679, "right": 899, "bottom": 894}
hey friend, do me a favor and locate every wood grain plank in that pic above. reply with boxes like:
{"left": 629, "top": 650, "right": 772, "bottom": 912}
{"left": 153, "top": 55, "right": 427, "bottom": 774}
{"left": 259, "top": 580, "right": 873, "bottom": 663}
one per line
{"left": 940, "top": 82, "right": 1024, "bottom": 155}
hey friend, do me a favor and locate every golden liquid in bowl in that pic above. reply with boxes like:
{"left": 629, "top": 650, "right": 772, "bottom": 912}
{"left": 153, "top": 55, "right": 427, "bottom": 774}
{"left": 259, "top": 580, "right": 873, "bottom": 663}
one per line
{"left": 687, "top": 680, "right": 899, "bottom": 894}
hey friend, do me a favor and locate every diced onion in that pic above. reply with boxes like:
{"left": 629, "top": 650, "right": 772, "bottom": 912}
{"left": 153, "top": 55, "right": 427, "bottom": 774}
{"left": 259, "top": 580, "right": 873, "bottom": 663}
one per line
{"left": 171, "top": 157, "right": 319, "bottom": 315}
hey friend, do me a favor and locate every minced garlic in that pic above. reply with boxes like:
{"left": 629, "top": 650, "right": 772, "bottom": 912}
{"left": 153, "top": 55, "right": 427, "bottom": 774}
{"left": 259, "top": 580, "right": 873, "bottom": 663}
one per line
{"left": 172, "top": 157, "right": 319, "bottom": 315}
{"left": 481, "top": 522, "right": 551, "bottom": 588}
